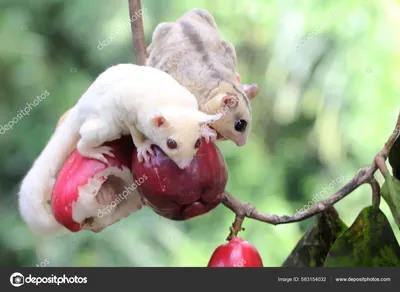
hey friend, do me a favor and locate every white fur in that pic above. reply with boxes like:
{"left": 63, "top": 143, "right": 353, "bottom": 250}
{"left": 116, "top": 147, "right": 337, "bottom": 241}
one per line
{"left": 18, "top": 64, "right": 221, "bottom": 235}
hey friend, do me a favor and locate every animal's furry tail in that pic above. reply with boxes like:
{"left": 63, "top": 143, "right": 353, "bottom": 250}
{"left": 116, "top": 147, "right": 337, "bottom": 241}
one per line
{"left": 18, "top": 110, "right": 80, "bottom": 235}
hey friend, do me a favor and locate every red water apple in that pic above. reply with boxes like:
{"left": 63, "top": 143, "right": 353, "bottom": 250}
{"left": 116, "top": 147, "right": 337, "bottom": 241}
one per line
{"left": 131, "top": 138, "right": 228, "bottom": 220}
{"left": 208, "top": 237, "right": 264, "bottom": 267}
{"left": 51, "top": 136, "right": 143, "bottom": 232}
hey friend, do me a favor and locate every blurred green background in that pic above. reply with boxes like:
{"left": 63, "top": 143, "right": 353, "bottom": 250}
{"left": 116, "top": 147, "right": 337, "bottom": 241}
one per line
{"left": 0, "top": 0, "right": 399, "bottom": 267}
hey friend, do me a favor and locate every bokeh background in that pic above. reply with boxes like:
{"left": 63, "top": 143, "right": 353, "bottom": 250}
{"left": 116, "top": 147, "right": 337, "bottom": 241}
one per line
{"left": 0, "top": 0, "right": 399, "bottom": 267}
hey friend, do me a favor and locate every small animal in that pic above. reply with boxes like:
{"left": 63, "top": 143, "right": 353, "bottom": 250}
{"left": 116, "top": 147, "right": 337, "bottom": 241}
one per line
{"left": 18, "top": 63, "right": 221, "bottom": 235}
{"left": 147, "top": 8, "right": 252, "bottom": 147}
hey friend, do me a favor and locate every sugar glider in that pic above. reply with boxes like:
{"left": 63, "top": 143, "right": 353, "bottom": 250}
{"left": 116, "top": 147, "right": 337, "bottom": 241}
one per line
{"left": 18, "top": 63, "right": 221, "bottom": 235}
{"left": 147, "top": 8, "right": 252, "bottom": 146}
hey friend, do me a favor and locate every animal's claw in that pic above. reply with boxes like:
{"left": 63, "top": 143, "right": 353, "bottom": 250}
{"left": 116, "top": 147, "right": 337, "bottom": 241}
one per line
{"left": 137, "top": 151, "right": 149, "bottom": 163}
{"left": 136, "top": 139, "right": 155, "bottom": 163}
{"left": 97, "top": 155, "right": 109, "bottom": 164}
{"left": 201, "top": 126, "right": 217, "bottom": 144}
{"left": 98, "top": 146, "right": 115, "bottom": 158}
{"left": 147, "top": 146, "right": 155, "bottom": 156}
{"left": 80, "top": 146, "right": 114, "bottom": 164}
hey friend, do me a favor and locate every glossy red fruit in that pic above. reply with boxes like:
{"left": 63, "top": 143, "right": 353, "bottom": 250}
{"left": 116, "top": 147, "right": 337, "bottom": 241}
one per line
{"left": 131, "top": 138, "right": 228, "bottom": 220}
{"left": 51, "top": 136, "right": 143, "bottom": 232}
{"left": 208, "top": 237, "right": 263, "bottom": 267}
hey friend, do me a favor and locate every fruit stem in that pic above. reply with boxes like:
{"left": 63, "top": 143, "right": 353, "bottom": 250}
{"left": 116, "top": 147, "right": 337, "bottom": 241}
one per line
{"left": 368, "top": 177, "right": 381, "bottom": 209}
{"left": 226, "top": 215, "right": 245, "bottom": 241}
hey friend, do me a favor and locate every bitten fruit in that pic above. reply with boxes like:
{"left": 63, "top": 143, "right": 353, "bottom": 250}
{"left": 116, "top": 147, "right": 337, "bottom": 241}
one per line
{"left": 51, "top": 136, "right": 143, "bottom": 232}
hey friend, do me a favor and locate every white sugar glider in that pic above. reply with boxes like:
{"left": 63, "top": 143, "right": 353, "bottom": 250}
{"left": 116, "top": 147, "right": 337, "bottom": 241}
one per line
{"left": 147, "top": 8, "right": 252, "bottom": 146}
{"left": 18, "top": 63, "right": 221, "bottom": 235}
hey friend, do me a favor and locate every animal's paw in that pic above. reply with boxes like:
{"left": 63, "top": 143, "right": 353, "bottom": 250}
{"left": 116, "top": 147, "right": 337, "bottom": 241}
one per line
{"left": 80, "top": 146, "right": 115, "bottom": 164}
{"left": 200, "top": 126, "right": 217, "bottom": 144}
{"left": 136, "top": 140, "right": 155, "bottom": 163}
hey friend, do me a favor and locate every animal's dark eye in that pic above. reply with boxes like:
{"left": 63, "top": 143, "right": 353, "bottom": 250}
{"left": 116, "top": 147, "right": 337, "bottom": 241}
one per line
{"left": 167, "top": 139, "right": 177, "bottom": 149}
{"left": 234, "top": 119, "right": 247, "bottom": 132}
{"left": 195, "top": 138, "right": 201, "bottom": 149}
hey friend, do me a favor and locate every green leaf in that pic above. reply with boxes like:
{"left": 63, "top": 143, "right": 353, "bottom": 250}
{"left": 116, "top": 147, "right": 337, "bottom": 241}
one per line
{"left": 282, "top": 208, "right": 347, "bottom": 267}
{"left": 388, "top": 131, "right": 400, "bottom": 180}
{"left": 324, "top": 206, "right": 400, "bottom": 267}
{"left": 381, "top": 173, "right": 400, "bottom": 229}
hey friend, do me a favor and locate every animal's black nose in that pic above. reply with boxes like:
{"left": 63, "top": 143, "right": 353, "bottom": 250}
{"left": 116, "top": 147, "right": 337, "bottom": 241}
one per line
{"left": 234, "top": 119, "right": 247, "bottom": 132}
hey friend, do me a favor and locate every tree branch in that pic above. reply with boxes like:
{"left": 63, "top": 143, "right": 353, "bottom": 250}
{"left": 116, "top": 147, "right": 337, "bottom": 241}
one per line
{"left": 222, "top": 110, "right": 400, "bottom": 238}
{"left": 128, "top": 0, "right": 147, "bottom": 66}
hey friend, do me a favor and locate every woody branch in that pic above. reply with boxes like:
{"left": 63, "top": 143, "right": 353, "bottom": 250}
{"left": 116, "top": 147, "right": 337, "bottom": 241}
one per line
{"left": 129, "top": 0, "right": 147, "bottom": 66}
{"left": 224, "top": 111, "right": 400, "bottom": 240}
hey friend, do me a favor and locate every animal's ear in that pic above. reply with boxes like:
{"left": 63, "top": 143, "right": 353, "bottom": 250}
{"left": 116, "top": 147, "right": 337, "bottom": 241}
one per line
{"left": 221, "top": 95, "right": 238, "bottom": 109}
{"left": 197, "top": 112, "right": 222, "bottom": 124}
{"left": 243, "top": 84, "right": 260, "bottom": 100}
{"left": 150, "top": 110, "right": 168, "bottom": 128}
{"left": 152, "top": 22, "right": 172, "bottom": 42}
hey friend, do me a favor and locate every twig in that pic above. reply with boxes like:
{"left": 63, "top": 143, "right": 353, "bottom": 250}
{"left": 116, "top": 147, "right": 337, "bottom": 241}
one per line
{"left": 375, "top": 153, "right": 390, "bottom": 176}
{"left": 222, "top": 110, "right": 400, "bottom": 237}
{"left": 384, "top": 114, "right": 400, "bottom": 153}
{"left": 128, "top": 0, "right": 147, "bottom": 66}
{"left": 369, "top": 178, "right": 381, "bottom": 208}
{"left": 226, "top": 216, "right": 245, "bottom": 241}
